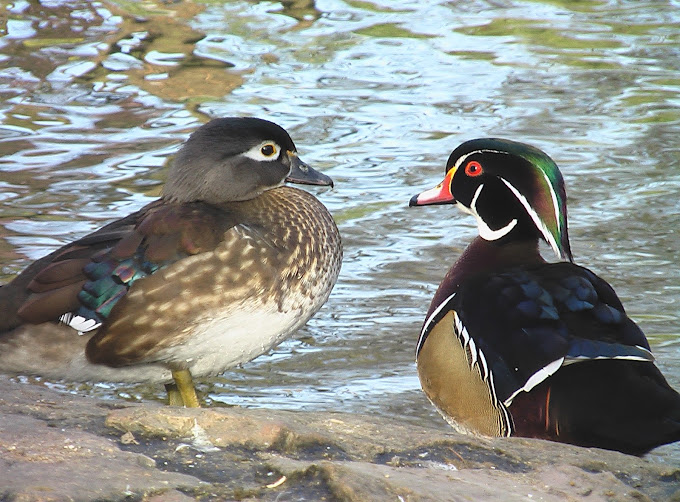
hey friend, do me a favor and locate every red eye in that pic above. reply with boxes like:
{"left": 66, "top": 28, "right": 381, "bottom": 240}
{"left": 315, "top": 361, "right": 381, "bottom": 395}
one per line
{"left": 464, "top": 160, "right": 483, "bottom": 177}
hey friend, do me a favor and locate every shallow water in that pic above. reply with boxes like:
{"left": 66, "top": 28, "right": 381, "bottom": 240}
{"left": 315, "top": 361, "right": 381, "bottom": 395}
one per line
{"left": 1, "top": 0, "right": 679, "bottom": 463}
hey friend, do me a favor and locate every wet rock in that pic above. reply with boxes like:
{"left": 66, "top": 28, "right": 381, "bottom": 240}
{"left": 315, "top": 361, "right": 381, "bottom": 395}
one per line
{"left": 0, "top": 377, "right": 678, "bottom": 501}
{"left": 0, "top": 409, "right": 202, "bottom": 501}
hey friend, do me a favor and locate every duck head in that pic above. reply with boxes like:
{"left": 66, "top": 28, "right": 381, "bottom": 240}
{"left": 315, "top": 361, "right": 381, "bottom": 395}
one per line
{"left": 410, "top": 138, "right": 572, "bottom": 262}
{"left": 163, "top": 117, "right": 333, "bottom": 204}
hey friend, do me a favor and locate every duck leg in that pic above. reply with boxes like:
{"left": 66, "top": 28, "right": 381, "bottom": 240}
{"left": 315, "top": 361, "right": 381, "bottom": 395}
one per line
{"left": 166, "top": 369, "right": 200, "bottom": 407}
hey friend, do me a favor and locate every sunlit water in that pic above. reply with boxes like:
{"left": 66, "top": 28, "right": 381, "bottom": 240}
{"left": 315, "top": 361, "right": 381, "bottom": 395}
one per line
{"left": 1, "top": 0, "right": 679, "bottom": 464}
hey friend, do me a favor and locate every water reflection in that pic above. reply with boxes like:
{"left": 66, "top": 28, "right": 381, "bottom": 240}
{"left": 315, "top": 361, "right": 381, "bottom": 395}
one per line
{"left": 1, "top": 0, "right": 679, "bottom": 463}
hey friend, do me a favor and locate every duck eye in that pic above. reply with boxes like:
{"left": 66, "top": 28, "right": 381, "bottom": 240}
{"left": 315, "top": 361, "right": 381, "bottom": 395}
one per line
{"left": 464, "top": 160, "right": 483, "bottom": 177}
{"left": 261, "top": 144, "right": 277, "bottom": 157}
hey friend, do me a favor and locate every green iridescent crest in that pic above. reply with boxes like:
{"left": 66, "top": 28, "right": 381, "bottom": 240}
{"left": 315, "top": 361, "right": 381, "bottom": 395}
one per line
{"left": 514, "top": 142, "right": 572, "bottom": 262}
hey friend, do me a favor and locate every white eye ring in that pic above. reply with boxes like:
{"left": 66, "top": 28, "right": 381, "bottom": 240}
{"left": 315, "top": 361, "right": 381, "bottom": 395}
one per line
{"left": 243, "top": 141, "right": 280, "bottom": 161}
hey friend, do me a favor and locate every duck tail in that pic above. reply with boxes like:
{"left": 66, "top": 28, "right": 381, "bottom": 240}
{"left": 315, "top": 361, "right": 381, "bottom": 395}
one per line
{"left": 546, "top": 360, "right": 680, "bottom": 455}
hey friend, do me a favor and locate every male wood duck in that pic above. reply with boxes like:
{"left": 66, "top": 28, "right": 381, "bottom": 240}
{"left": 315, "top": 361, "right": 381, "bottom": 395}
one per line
{"left": 0, "top": 117, "right": 342, "bottom": 407}
{"left": 409, "top": 138, "right": 680, "bottom": 455}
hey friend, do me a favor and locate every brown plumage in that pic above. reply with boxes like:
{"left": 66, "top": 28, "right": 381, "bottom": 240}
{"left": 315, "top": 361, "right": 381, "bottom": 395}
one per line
{"left": 0, "top": 117, "right": 342, "bottom": 407}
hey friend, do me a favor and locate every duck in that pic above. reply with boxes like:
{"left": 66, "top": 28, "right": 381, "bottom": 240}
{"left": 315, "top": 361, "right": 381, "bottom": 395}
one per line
{"left": 0, "top": 117, "right": 342, "bottom": 407}
{"left": 409, "top": 138, "right": 680, "bottom": 455}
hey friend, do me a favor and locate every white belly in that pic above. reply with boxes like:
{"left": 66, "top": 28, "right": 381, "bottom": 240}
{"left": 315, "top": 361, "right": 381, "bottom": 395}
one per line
{"left": 158, "top": 305, "right": 307, "bottom": 378}
{"left": 0, "top": 304, "right": 310, "bottom": 384}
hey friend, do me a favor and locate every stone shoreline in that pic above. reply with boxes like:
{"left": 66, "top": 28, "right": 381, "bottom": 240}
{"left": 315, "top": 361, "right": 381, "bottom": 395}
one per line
{"left": 1, "top": 378, "right": 678, "bottom": 501}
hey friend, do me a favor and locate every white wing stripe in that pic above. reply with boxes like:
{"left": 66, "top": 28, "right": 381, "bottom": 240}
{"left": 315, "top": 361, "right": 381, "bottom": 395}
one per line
{"left": 504, "top": 357, "right": 565, "bottom": 407}
{"left": 59, "top": 313, "right": 101, "bottom": 335}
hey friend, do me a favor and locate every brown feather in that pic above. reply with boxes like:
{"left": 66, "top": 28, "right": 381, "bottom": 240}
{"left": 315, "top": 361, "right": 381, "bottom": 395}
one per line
{"left": 85, "top": 187, "right": 339, "bottom": 368}
{"left": 110, "top": 232, "right": 144, "bottom": 260}
{"left": 143, "top": 233, "right": 182, "bottom": 262}
{"left": 26, "top": 258, "right": 90, "bottom": 292}
{"left": 1, "top": 200, "right": 159, "bottom": 330}
{"left": 16, "top": 281, "right": 86, "bottom": 323}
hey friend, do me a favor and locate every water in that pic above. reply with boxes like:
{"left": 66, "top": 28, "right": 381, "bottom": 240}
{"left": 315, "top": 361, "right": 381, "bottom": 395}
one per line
{"left": 1, "top": 0, "right": 679, "bottom": 463}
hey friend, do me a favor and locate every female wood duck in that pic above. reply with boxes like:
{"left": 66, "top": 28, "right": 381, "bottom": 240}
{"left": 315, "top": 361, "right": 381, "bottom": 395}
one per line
{"left": 0, "top": 117, "right": 342, "bottom": 407}
{"left": 409, "top": 138, "right": 680, "bottom": 455}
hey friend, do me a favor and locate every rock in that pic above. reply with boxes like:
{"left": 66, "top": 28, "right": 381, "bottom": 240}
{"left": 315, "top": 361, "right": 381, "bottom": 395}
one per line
{"left": 0, "top": 377, "right": 678, "bottom": 501}
{"left": 0, "top": 409, "right": 202, "bottom": 501}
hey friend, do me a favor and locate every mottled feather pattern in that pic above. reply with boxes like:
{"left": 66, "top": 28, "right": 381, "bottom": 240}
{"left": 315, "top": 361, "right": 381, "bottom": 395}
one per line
{"left": 450, "top": 261, "right": 651, "bottom": 404}
{"left": 61, "top": 202, "right": 232, "bottom": 330}
{"left": 86, "top": 186, "right": 341, "bottom": 367}
{"left": 0, "top": 117, "right": 342, "bottom": 400}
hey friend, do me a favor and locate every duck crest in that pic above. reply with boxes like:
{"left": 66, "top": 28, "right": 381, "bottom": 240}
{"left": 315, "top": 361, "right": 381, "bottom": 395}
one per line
{"left": 495, "top": 139, "right": 571, "bottom": 261}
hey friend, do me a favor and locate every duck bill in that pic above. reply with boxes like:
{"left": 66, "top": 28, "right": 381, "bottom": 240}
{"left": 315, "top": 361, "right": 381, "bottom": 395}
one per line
{"left": 409, "top": 169, "right": 456, "bottom": 206}
{"left": 285, "top": 151, "right": 333, "bottom": 187}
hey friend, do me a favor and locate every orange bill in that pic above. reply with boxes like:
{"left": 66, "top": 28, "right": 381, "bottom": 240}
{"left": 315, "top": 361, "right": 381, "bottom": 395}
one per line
{"left": 409, "top": 169, "right": 456, "bottom": 206}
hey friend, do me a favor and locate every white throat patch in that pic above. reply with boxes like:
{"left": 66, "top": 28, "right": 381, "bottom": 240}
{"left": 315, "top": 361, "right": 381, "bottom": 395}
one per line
{"left": 469, "top": 184, "right": 518, "bottom": 241}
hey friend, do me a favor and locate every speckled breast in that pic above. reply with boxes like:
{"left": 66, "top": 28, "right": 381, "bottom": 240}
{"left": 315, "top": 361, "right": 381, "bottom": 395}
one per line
{"left": 88, "top": 186, "right": 342, "bottom": 377}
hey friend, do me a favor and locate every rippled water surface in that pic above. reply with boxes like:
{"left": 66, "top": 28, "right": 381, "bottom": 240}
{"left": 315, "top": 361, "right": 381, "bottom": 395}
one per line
{"left": 1, "top": 0, "right": 679, "bottom": 463}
